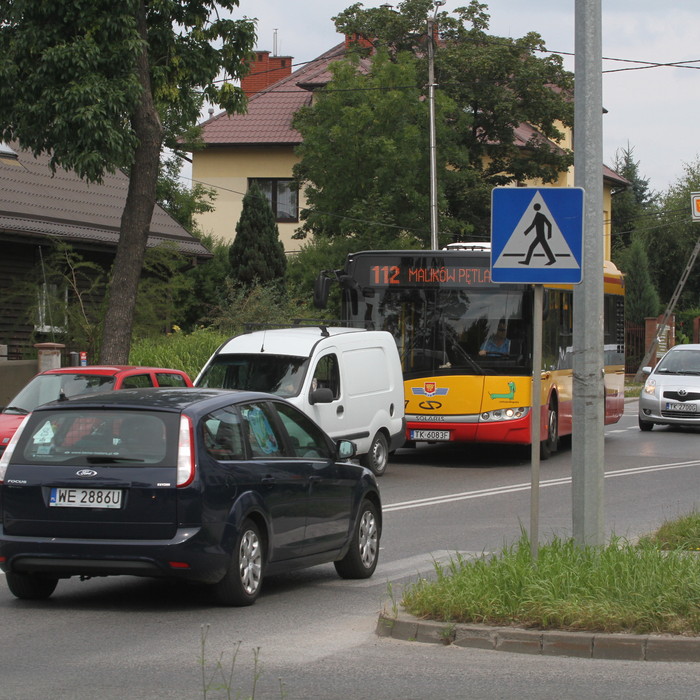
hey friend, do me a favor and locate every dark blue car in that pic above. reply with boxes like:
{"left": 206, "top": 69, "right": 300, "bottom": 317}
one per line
{"left": 0, "top": 388, "right": 381, "bottom": 605}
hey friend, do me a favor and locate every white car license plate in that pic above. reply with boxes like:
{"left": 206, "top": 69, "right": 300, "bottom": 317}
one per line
{"left": 410, "top": 429, "right": 450, "bottom": 441}
{"left": 49, "top": 487, "right": 122, "bottom": 509}
{"left": 665, "top": 402, "right": 697, "bottom": 413}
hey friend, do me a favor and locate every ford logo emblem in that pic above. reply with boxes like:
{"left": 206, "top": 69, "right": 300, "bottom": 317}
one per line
{"left": 76, "top": 469, "right": 98, "bottom": 477}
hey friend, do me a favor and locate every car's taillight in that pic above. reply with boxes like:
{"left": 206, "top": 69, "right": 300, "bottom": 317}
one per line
{"left": 176, "top": 414, "right": 196, "bottom": 487}
{"left": 0, "top": 414, "right": 31, "bottom": 483}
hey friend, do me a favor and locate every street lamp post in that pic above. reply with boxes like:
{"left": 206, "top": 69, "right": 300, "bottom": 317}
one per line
{"left": 427, "top": 1, "right": 444, "bottom": 250}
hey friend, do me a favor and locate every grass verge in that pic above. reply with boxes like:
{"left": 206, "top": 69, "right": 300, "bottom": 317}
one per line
{"left": 401, "top": 517, "right": 700, "bottom": 636}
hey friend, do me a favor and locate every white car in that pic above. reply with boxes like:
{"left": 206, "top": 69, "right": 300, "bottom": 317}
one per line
{"left": 638, "top": 344, "right": 700, "bottom": 431}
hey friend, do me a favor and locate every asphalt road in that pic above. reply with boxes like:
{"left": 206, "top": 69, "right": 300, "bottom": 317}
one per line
{"left": 1, "top": 400, "right": 699, "bottom": 699}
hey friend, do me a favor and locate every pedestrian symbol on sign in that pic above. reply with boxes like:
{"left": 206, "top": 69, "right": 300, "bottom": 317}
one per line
{"left": 519, "top": 203, "right": 556, "bottom": 266}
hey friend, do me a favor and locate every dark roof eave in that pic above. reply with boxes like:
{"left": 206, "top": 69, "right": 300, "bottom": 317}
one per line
{"left": 198, "top": 140, "right": 303, "bottom": 148}
{"left": 0, "top": 216, "right": 212, "bottom": 259}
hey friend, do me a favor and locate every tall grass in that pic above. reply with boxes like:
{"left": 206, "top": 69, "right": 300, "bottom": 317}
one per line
{"left": 129, "top": 328, "right": 228, "bottom": 380}
{"left": 401, "top": 532, "right": 700, "bottom": 635}
{"left": 639, "top": 511, "right": 700, "bottom": 551}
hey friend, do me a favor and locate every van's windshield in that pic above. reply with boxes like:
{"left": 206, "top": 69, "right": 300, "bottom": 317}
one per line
{"left": 196, "top": 354, "right": 310, "bottom": 398}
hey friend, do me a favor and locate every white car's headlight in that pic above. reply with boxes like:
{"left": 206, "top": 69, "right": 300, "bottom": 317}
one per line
{"left": 643, "top": 379, "right": 656, "bottom": 396}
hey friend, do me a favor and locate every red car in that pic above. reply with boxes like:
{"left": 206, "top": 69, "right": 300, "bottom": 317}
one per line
{"left": 0, "top": 366, "right": 193, "bottom": 456}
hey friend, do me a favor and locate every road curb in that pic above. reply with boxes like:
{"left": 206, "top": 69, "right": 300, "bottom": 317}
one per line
{"left": 376, "top": 612, "right": 700, "bottom": 662}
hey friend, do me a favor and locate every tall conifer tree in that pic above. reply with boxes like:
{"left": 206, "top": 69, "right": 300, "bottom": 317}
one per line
{"left": 229, "top": 183, "right": 287, "bottom": 288}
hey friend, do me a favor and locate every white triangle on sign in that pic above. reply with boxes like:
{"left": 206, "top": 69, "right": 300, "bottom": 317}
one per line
{"left": 493, "top": 191, "right": 580, "bottom": 269}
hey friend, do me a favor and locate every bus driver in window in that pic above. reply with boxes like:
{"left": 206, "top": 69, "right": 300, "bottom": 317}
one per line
{"left": 479, "top": 320, "right": 511, "bottom": 357}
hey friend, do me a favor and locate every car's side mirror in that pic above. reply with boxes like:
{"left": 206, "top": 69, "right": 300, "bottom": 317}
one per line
{"left": 309, "top": 387, "right": 334, "bottom": 405}
{"left": 337, "top": 440, "right": 356, "bottom": 460}
{"left": 642, "top": 366, "right": 652, "bottom": 375}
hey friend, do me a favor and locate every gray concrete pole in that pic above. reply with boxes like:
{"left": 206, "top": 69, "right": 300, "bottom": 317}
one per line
{"left": 427, "top": 16, "right": 439, "bottom": 250}
{"left": 572, "top": 0, "right": 605, "bottom": 546}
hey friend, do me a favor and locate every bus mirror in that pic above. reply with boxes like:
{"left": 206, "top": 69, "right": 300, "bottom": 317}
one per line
{"left": 313, "top": 274, "right": 331, "bottom": 309}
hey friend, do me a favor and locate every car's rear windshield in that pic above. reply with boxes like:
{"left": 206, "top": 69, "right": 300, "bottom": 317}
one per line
{"left": 7, "top": 373, "right": 117, "bottom": 414}
{"left": 15, "top": 410, "right": 178, "bottom": 466}
{"left": 196, "top": 354, "right": 309, "bottom": 397}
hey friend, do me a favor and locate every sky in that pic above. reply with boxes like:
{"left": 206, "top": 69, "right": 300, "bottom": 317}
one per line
{"left": 234, "top": 0, "right": 700, "bottom": 195}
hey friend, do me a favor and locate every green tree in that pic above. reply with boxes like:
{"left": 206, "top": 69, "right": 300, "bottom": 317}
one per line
{"left": 178, "top": 234, "right": 233, "bottom": 330}
{"left": 156, "top": 152, "right": 217, "bottom": 234}
{"left": 0, "top": 0, "right": 256, "bottom": 363}
{"left": 620, "top": 236, "right": 660, "bottom": 326}
{"left": 610, "top": 144, "right": 656, "bottom": 260}
{"left": 643, "top": 159, "right": 700, "bottom": 308}
{"left": 295, "top": 0, "right": 574, "bottom": 246}
{"left": 229, "top": 183, "right": 287, "bottom": 289}
{"left": 293, "top": 49, "right": 449, "bottom": 248}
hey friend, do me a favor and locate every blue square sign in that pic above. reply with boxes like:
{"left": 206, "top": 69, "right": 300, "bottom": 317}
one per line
{"left": 491, "top": 187, "right": 584, "bottom": 284}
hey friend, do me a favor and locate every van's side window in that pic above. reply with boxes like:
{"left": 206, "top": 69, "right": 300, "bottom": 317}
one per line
{"left": 311, "top": 354, "right": 340, "bottom": 399}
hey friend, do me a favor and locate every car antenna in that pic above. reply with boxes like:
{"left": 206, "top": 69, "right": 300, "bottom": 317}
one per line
{"left": 260, "top": 330, "right": 266, "bottom": 353}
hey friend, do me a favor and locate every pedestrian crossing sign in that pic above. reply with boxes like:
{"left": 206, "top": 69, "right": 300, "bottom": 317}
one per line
{"left": 490, "top": 187, "right": 584, "bottom": 284}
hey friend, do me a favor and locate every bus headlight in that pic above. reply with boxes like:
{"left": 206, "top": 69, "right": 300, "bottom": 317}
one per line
{"left": 480, "top": 407, "right": 529, "bottom": 421}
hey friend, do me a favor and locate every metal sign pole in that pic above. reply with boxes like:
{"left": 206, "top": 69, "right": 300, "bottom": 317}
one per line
{"left": 530, "top": 284, "right": 543, "bottom": 560}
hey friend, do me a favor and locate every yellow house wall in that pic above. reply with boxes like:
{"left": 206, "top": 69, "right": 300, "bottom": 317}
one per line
{"left": 192, "top": 146, "right": 305, "bottom": 254}
{"left": 193, "top": 121, "right": 614, "bottom": 260}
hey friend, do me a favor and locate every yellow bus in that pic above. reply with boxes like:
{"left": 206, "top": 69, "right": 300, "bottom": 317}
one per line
{"left": 315, "top": 248, "right": 625, "bottom": 458}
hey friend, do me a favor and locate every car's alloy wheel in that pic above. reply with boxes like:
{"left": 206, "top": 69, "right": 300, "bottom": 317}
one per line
{"left": 334, "top": 499, "right": 380, "bottom": 579}
{"left": 212, "top": 519, "right": 263, "bottom": 606}
{"left": 238, "top": 528, "right": 262, "bottom": 596}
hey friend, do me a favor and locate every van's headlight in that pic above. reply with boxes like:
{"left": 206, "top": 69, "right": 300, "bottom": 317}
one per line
{"left": 480, "top": 407, "right": 529, "bottom": 421}
{"left": 644, "top": 379, "right": 656, "bottom": 396}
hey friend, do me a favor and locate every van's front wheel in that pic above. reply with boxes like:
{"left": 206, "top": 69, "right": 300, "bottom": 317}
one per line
{"left": 360, "top": 432, "right": 389, "bottom": 476}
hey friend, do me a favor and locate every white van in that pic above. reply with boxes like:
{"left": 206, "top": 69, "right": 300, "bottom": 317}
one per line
{"left": 194, "top": 326, "right": 405, "bottom": 475}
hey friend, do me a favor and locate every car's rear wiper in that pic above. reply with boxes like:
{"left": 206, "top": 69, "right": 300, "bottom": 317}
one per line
{"left": 85, "top": 456, "right": 145, "bottom": 464}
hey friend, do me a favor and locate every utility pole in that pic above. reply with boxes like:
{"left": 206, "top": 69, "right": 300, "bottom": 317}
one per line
{"left": 572, "top": 0, "right": 605, "bottom": 546}
{"left": 633, "top": 237, "right": 700, "bottom": 381}
{"left": 427, "top": 1, "right": 444, "bottom": 250}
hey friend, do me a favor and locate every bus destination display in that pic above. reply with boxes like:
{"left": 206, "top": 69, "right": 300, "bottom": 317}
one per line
{"left": 356, "top": 255, "right": 495, "bottom": 288}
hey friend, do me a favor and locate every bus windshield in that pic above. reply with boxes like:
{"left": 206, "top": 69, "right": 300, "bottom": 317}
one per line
{"left": 349, "top": 285, "right": 530, "bottom": 377}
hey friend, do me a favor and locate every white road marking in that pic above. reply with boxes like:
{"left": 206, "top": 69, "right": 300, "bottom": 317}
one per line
{"left": 383, "top": 459, "right": 700, "bottom": 513}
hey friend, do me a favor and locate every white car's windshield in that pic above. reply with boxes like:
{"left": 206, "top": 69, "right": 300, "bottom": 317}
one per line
{"left": 196, "top": 354, "right": 309, "bottom": 397}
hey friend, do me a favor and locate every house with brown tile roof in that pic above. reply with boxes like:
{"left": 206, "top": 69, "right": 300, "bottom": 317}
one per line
{"left": 191, "top": 36, "right": 628, "bottom": 258}
{"left": 0, "top": 143, "right": 210, "bottom": 359}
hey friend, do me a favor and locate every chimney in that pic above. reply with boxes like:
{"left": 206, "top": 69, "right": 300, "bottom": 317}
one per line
{"left": 344, "top": 33, "right": 375, "bottom": 53}
{"left": 241, "top": 51, "right": 293, "bottom": 96}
